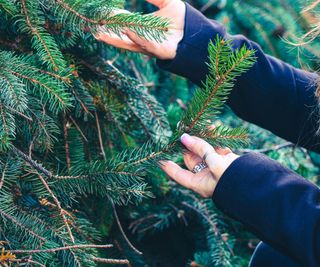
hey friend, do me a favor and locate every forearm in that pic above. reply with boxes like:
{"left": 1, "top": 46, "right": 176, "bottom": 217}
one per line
{"left": 158, "top": 3, "right": 320, "bottom": 152}
{"left": 212, "top": 153, "right": 320, "bottom": 266}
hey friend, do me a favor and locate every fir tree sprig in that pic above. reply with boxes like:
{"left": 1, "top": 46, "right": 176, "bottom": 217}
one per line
{"left": 124, "top": 36, "right": 256, "bottom": 170}
{"left": 50, "top": 0, "right": 169, "bottom": 41}
{"left": 19, "top": 0, "right": 68, "bottom": 72}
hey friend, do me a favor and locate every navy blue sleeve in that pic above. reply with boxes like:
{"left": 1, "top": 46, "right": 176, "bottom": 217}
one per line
{"left": 212, "top": 153, "right": 320, "bottom": 267}
{"left": 157, "top": 3, "right": 320, "bottom": 152}
{"left": 250, "top": 242, "right": 302, "bottom": 267}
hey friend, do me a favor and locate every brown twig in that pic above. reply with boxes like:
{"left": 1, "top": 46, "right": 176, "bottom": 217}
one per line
{"left": 69, "top": 115, "right": 88, "bottom": 142}
{"left": 11, "top": 146, "right": 53, "bottom": 178}
{"left": 6, "top": 106, "right": 33, "bottom": 122}
{"left": 36, "top": 173, "right": 75, "bottom": 243}
{"left": 9, "top": 244, "right": 113, "bottom": 254}
{"left": 111, "top": 201, "right": 143, "bottom": 255}
{"left": 10, "top": 258, "right": 46, "bottom": 267}
{"left": 0, "top": 103, "right": 9, "bottom": 136}
{"left": 0, "top": 161, "right": 7, "bottom": 189}
{"left": 92, "top": 256, "right": 130, "bottom": 265}
{"left": 94, "top": 111, "right": 106, "bottom": 160}
{"left": 63, "top": 113, "right": 71, "bottom": 169}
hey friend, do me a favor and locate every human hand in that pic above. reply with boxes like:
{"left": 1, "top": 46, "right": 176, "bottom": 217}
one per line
{"left": 160, "top": 133, "right": 239, "bottom": 197}
{"left": 94, "top": 0, "right": 186, "bottom": 60}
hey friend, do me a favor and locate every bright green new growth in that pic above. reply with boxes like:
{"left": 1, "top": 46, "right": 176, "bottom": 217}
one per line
{"left": 0, "top": 0, "right": 255, "bottom": 265}
{"left": 122, "top": 37, "right": 256, "bottom": 169}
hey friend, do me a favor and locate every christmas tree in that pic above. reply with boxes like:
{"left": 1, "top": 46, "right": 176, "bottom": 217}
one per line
{"left": 0, "top": 0, "right": 256, "bottom": 266}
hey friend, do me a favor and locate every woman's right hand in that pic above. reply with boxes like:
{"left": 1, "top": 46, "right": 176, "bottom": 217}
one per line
{"left": 94, "top": 0, "right": 186, "bottom": 60}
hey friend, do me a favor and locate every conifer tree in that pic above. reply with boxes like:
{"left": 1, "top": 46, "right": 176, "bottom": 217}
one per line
{"left": 0, "top": 0, "right": 258, "bottom": 266}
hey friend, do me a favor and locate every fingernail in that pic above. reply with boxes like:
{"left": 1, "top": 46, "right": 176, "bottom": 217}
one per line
{"left": 180, "top": 133, "right": 193, "bottom": 146}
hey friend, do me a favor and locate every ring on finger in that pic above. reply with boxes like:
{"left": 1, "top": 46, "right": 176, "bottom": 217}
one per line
{"left": 192, "top": 161, "right": 208, "bottom": 174}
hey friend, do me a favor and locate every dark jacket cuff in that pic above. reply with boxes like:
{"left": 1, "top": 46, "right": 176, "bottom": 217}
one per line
{"left": 157, "top": 3, "right": 221, "bottom": 86}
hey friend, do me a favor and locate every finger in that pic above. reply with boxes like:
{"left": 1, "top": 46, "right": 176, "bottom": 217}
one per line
{"left": 160, "top": 160, "right": 195, "bottom": 190}
{"left": 215, "top": 147, "right": 232, "bottom": 155}
{"left": 125, "top": 30, "right": 154, "bottom": 51}
{"left": 94, "top": 32, "right": 144, "bottom": 53}
{"left": 183, "top": 151, "right": 202, "bottom": 170}
{"left": 146, "top": 0, "right": 169, "bottom": 8}
{"left": 180, "top": 133, "right": 217, "bottom": 159}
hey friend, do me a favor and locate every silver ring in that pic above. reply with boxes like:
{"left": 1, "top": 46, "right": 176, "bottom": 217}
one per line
{"left": 192, "top": 161, "right": 208, "bottom": 173}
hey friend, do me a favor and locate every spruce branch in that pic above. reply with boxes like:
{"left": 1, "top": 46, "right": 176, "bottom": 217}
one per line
{"left": 54, "top": 0, "right": 101, "bottom": 24}
{"left": 123, "top": 36, "right": 255, "bottom": 173}
{"left": 0, "top": 73, "right": 27, "bottom": 113}
{"left": 9, "top": 258, "right": 45, "bottom": 267}
{"left": 8, "top": 244, "right": 113, "bottom": 254}
{"left": 52, "top": 0, "right": 169, "bottom": 41}
{"left": 92, "top": 257, "right": 130, "bottom": 265}
{"left": 11, "top": 146, "right": 54, "bottom": 178}
{"left": 9, "top": 69, "right": 69, "bottom": 112}
{"left": 20, "top": 0, "right": 67, "bottom": 71}
{"left": 183, "top": 38, "right": 256, "bottom": 133}
{"left": 0, "top": 209, "right": 46, "bottom": 242}
{"left": 36, "top": 173, "right": 75, "bottom": 243}
{"left": 0, "top": 0, "right": 17, "bottom": 16}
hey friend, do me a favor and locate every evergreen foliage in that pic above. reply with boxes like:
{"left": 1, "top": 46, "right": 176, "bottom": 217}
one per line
{"left": 2, "top": 0, "right": 318, "bottom": 266}
{"left": 0, "top": 0, "right": 256, "bottom": 266}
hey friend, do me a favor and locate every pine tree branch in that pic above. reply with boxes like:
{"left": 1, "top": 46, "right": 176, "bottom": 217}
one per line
{"left": 187, "top": 48, "right": 253, "bottom": 131}
{"left": 10, "top": 258, "right": 45, "bottom": 267}
{"left": 105, "top": 106, "right": 130, "bottom": 146}
{"left": 0, "top": 103, "right": 9, "bottom": 136}
{"left": 0, "top": 209, "right": 46, "bottom": 242}
{"left": 36, "top": 173, "right": 75, "bottom": 243}
{"left": 8, "top": 244, "right": 113, "bottom": 254}
{"left": 70, "top": 86, "right": 92, "bottom": 116}
{"left": 0, "top": 74, "right": 21, "bottom": 109}
{"left": 11, "top": 146, "right": 53, "bottom": 178}
{"left": 26, "top": 108, "right": 52, "bottom": 141}
{"left": 55, "top": 0, "right": 100, "bottom": 24}
{"left": 21, "top": 0, "right": 60, "bottom": 72}
{"left": 8, "top": 69, "right": 67, "bottom": 109}
{"left": 6, "top": 106, "right": 32, "bottom": 122}
{"left": 18, "top": 64, "right": 71, "bottom": 84}
{"left": 181, "top": 202, "right": 219, "bottom": 237}
{"left": 92, "top": 257, "right": 130, "bottom": 265}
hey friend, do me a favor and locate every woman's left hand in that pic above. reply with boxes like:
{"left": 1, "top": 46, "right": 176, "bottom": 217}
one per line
{"left": 160, "top": 133, "right": 239, "bottom": 197}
